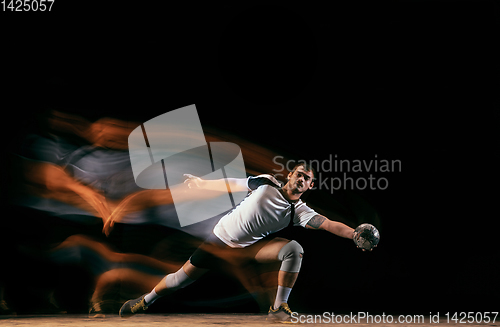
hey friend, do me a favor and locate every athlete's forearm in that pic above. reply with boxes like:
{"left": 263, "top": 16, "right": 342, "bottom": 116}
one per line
{"left": 307, "top": 215, "right": 354, "bottom": 239}
{"left": 324, "top": 220, "right": 354, "bottom": 239}
{"left": 200, "top": 178, "right": 249, "bottom": 193}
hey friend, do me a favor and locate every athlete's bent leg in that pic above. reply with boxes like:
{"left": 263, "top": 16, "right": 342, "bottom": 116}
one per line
{"left": 119, "top": 260, "right": 208, "bottom": 318}
{"left": 253, "top": 238, "right": 304, "bottom": 313}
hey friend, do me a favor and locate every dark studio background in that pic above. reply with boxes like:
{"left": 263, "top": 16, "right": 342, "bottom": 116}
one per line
{"left": 1, "top": 1, "right": 498, "bottom": 316}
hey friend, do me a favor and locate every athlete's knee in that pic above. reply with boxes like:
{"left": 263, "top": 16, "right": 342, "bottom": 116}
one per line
{"left": 278, "top": 240, "right": 304, "bottom": 261}
{"left": 277, "top": 240, "right": 303, "bottom": 273}
{"left": 165, "top": 267, "right": 195, "bottom": 292}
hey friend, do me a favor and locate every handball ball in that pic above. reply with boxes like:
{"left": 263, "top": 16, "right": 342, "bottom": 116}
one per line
{"left": 353, "top": 223, "right": 380, "bottom": 251}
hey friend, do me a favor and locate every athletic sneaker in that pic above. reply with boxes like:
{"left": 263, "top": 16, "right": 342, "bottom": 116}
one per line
{"left": 119, "top": 294, "right": 149, "bottom": 318}
{"left": 268, "top": 302, "right": 294, "bottom": 322}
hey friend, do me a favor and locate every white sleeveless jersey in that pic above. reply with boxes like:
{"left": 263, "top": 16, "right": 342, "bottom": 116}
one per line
{"left": 213, "top": 174, "right": 317, "bottom": 248}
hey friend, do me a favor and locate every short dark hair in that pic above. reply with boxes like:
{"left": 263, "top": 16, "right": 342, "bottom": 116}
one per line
{"left": 290, "top": 162, "right": 317, "bottom": 181}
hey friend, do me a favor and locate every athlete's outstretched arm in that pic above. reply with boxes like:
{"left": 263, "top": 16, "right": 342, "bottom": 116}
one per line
{"left": 103, "top": 175, "right": 247, "bottom": 236}
{"left": 305, "top": 215, "right": 354, "bottom": 239}
{"left": 183, "top": 174, "right": 249, "bottom": 193}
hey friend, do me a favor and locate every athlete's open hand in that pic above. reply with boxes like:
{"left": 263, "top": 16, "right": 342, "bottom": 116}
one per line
{"left": 183, "top": 174, "right": 204, "bottom": 189}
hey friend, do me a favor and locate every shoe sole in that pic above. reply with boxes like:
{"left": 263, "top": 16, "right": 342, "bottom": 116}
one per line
{"left": 119, "top": 308, "right": 133, "bottom": 319}
{"left": 119, "top": 303, "right": 133, "bottom": 319}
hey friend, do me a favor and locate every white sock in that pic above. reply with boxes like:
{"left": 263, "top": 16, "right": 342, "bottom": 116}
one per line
{"left": 144, "top": 289, "right": 160, "bottom": 305}
{"left": 273, "top": 285, "right": 292, "bottom": 310}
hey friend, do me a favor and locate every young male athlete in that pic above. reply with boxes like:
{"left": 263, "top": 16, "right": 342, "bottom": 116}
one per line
{"left": 119, "top": 164, "right": 363, "bottom": 321}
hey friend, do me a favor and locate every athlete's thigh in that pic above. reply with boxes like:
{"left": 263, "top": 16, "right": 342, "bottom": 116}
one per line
{"left": 251, "top": 237, "right": 291, "bottom": 264}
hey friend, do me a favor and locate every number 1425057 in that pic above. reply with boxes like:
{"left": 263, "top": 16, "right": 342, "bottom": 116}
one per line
{"left": 2, "top": 0, "right": 54, "bottom": 11}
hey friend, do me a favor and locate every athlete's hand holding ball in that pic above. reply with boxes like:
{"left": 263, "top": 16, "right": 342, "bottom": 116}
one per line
{"left": 353, "top": 223, "right": 380, "bottom": 252}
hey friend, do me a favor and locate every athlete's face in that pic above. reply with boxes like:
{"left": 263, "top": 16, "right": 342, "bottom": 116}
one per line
{"left": 287, "top": 167, "right": 315, "bottom": 194}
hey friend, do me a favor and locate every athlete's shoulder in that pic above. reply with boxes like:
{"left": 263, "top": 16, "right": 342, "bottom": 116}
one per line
{"left": 247, "top": 174, "right": 283, "bottom": 190}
